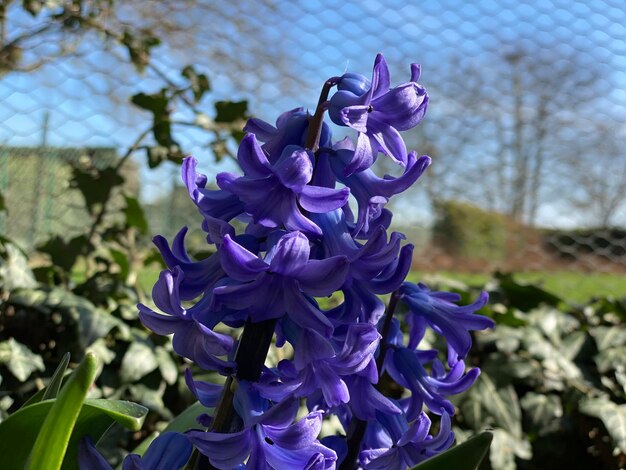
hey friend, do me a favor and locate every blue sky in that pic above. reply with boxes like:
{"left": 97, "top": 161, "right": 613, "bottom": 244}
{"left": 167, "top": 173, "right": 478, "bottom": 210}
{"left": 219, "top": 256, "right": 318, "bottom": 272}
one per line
{"left": 1, "top": 0, "right": 624, "bottom": 227}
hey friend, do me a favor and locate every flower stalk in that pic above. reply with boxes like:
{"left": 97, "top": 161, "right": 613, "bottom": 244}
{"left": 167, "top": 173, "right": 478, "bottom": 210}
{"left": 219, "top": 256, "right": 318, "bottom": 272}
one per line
{"left": 339, "top": 290, "right": 400, "bottom": 470}
{"left": 207, "top": 78, "right": 337, "bottom": 437}
{"left": 78, "top": 54, "right": 496, "bottom": 470}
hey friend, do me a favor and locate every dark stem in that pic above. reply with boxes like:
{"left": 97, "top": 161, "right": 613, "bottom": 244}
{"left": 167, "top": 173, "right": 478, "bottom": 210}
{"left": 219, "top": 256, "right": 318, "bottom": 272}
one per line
{"left": 305, "top": 77, "right": 339, "bottom": 152}
{"left": 195, "top": 78, "right": 339, "bottom": 469}
{"left": 339, "top": 290, "right": 401, "bottom": 470}
{"left": 210, "top": 317, "right": 277, "bottom": 432}
{"left": 194, "top": 318, "right": 276, "bottom": 468}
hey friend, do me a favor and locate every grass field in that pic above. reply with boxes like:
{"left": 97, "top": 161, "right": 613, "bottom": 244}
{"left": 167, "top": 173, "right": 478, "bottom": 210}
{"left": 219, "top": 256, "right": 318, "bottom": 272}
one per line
{"left": 407, "top": 270, "right": 626, "bottom": 304}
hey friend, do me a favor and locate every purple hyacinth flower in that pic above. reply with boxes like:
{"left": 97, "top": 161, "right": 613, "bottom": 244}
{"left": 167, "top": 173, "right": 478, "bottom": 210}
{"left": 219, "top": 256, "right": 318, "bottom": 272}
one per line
{"left": 325, "top": 148, "right": 430, "bottom": 235}
{"left": 256, "top": 323, "right": 381, "bottom": 409}
{"left": 384, "top": 346, "right": 481, "bottom": 420}
{"left": 360, "top": 411, "right": 454, "bottom": 470}
{"left": 338, "top": 373, "right": 402, "bottom": 421}
{"left": 399, "top": 282, "right": 494, "bottom": 358}
{"left": 79, "top": 432, "right": 192, "bottom": 470}
{"left": 311, "top": 209, "right": 405, "bottom": 283}
{"left": 138, "top": 267, "right": 235, "bottom": 373}
{"left": 310, "top": 209, "right": 413, "bottom": 325}
{"left": 184, "top": 369, "right": 223, "bottom": 409}
{"left": 212, "top": 231, "right": 349, "bottom": 336}
{"left": 187, "top": 382, "right": 337, "bottom": 470}
{"left": 152, "top": 227, "right": 225, "bottom": 301}
{"left": 328, "top": 53, "right": 428, "bottom": 174}
{"left": 182, "top": 157, "right": 244, "bottom": 243}
{"left": 244, "top": 108, "right": 332, "bottom": 163}
{"left": 216, "top": 134, "right": 349, "bottom": 236}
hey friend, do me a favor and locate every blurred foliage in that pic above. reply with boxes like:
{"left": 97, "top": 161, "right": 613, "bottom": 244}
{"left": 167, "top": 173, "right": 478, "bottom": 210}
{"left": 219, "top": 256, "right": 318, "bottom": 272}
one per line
{"left": 417, "top": 274, "right": 626, "bottom": 470}
{"left": 0, "top": 1, "right": 244, "bottom": 463}
{"left": 432, "top": 200, "right": 507, "bottom": 262}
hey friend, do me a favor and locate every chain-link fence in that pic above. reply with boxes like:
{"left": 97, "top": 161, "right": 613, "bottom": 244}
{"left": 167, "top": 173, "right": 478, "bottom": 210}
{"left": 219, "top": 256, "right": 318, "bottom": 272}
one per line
{"left": 1, "top": 1, "right": 625, "bottom": 282}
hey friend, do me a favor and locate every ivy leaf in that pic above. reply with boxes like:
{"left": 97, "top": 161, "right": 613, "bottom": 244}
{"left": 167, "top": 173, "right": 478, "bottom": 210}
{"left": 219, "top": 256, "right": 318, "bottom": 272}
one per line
{"left": 109, "top": 248, "right": 130, "bottom": 280}
{"left": 182, "top": 65, "right": 211, "bottom": 102}
{"left": 122, "top": 29, "right": 161, "bottom": 72}
{"left": 579, "top": 398, "right": 626, "bottom": 454}
{"left": 0, "top": 338, "right": 45, "bottom": 382}
{"left": 520, "top": 392, "right": 563, "bottom": 434}
{"left": 155, "top": 346, "right": 178, "bottom": 385}
{"left": 495, "top": 272, "right": 561, "bottom": 311}
{"left": 489, "top": 428, "right": 532, "bottom": 470}
{"left": 124, "top": 195, "right": 148, "bottom": 235}
{"left": 146, "top": 146, "right": 169, "bottom": 169}
{"left": 132, "top": 90, "right": 168, "bottom": 114}
{"left": 70, "top": 166, "right": 125, "bottom": 215}
{"left": 132, "top": 90, "right": 179, "bottom": 150}
{"left": 37, "top": 235, "right": 90, "bottom": 273}
{"left": 0, "top": 242, "right": 37, "bottom": 290}
{"left": 120, "top": 342, "right": 158, "bottom": 382}
{"left": 215, "top": 100, "right": 248, "bottom": 123}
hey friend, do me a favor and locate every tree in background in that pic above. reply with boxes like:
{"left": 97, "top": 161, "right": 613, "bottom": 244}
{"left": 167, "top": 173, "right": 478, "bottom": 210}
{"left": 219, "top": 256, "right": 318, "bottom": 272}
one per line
{"left": 411, "top": 37, "right": 614, "bottom": 227}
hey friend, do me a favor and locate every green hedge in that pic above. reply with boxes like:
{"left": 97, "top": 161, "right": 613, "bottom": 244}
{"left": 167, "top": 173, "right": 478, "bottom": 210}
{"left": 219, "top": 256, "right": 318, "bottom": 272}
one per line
{"left": 432, "top": 200, "right": 507, "bottom": 262}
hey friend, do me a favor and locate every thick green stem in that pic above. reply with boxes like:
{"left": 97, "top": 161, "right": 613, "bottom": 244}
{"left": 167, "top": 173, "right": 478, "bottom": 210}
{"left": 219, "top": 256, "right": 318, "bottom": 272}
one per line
{"left": 339, "top": 290, "right": 401, "bottom": 470}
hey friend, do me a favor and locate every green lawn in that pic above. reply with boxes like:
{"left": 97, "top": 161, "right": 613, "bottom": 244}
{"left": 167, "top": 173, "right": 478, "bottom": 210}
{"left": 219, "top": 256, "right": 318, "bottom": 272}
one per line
{"left": 408, "top": 270, "right": 626, "bottom": 304}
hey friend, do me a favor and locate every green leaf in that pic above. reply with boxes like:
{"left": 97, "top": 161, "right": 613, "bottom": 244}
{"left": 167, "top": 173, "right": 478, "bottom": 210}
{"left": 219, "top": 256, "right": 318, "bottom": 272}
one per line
{"left": 122, "top": 29, "right": 161, "bottom": 72}
{"left": 129, "top": 383, "right": 172, "bottom": 419}
{"left": 473, "top": 375, "right": 523, "bottom": 438}
{"left": 162, "top": 401, "right": 211, "bottom": 434}
{"left": 146, "top": 146, "right": 169, "bottom": 168}
{"left": 131, "top": 90, "right": 178, "bottom": 148}
{"left": 155, "top": 346, "right": 178, "bottom": 385}
{"left": 43, "top": 352, "right": 71, "bottom": 400}
{"left": 0, "top": 242, "right": 37, "bottom": 289}
{"left": 128, "top": 401, "right": 211, "bottom": 463}
{"left": 124, "top": 195, "right": 148, "bottom": 234}
{"left": 0, "top": 191, "right": 5, "bottom": 212}
{"left": 110, "top": 248, "right": 130, "bottom": 280}
{"left": 23, "top": 353, "right": 71, "bottom": 408}
{"left": 495, "top": 272, "right": 561, "bottom": 311}
{"left": 37, "top": 235, "right": 90, "bottom": 273}
{"left": 182, "top": 65, "right": 211, "bottom": 102}
{"left": 27, "top": 352, "right": 98, "bottom": 470}
{"left": 489, "top": 428, "right": 532, "bottom": 470}
{"left": 520, "top": 392, "right": 563, "bottom": 434}
{"left": 8, "top": 286, "right": 128, "bottom": 348}
{"left": 70, "top": 166, "right": 125, "bottom": 214}
{"left": 590, "top": 326, "right": 626, "bottom": 351}
{"left": 0, "top": 338, "right": 44, "bottom": 382}
{"left": 120, "top": 341, "right": 158, "bottom": 382}
{"left": 412, "top": 431, "right": 492, "bottom": 470}
{"left": 0, "top": 397, "right": 147, "bottom": 469}
{"left": 580, "top": 397, "right": 626, "bottom": 454}
{"left": 132, "top": 90, "right": 168, "bottom": 115}
{"left": 214, "top": 100, "right": 247, "bottom": 123}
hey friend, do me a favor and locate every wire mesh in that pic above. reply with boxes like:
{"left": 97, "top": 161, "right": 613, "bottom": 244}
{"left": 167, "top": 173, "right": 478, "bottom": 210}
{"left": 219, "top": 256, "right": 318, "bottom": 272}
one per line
{"left": 0, "top": 0, "right": 625, "bottom": 286}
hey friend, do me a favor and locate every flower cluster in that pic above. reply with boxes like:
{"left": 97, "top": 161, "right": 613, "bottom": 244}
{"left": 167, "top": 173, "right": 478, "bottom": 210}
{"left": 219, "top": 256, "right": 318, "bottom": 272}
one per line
{"left": 80, "top": 54, "right": 494, "bottom": 469}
